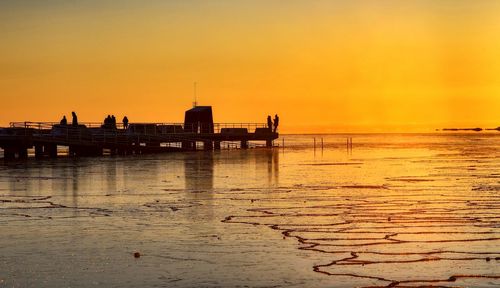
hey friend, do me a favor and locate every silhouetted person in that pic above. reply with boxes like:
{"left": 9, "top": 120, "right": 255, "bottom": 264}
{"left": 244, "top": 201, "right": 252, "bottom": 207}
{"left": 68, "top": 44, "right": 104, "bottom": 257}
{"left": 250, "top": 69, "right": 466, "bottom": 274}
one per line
{"left": 273, "top": 114, "right": 279, "bottom": 133}
{"left": 104, "top": 115, "right": 111, "bottom": 127}
{"left": 111, "top": 115, "right": 116, "bottom": 129}
{"left": 123, "top": 116, "right": 129, "bottom": 129}
{"left": 102, "top": 115, "right": 111, "bottom": 129}
{"left": 60, "top": 116, "right": 67, "bottom": 125}
{"left": 71, "top": 111, "right": 78, "bottom": 127}
{"left": 267, "top": 115, "right": 272, "bottom": 131}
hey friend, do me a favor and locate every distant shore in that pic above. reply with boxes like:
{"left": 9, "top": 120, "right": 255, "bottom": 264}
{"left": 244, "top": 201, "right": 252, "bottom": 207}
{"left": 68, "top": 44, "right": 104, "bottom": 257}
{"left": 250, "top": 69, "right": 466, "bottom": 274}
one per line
{"left": 440, "top": 127, "right": 500, "bottom": 132}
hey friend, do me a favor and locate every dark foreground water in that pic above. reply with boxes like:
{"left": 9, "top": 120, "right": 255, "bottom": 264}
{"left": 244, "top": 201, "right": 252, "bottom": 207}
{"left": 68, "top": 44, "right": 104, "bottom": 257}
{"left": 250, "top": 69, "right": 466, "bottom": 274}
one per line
{"left": 0, "top": 134, "right": 499, "bottom": 287}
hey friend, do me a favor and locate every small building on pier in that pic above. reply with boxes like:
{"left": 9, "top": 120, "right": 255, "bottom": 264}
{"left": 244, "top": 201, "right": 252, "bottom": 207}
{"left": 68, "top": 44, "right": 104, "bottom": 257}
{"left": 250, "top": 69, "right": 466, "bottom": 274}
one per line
{"left": 184, "top": 106, "right": 214, "bottom": 133}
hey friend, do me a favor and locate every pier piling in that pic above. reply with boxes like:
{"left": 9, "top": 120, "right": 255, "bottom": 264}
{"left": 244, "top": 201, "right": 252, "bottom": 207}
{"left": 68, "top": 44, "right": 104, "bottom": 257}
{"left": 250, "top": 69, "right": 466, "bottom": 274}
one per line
{"left": 18, "top": 147, "right": 28, "bottom": 159}
{"left": 4, "top": 147, "right": 15, "bottom": 160}
{"left": 241, "top": 140, "right": 248, "bottom": 149}
{"left": 204, "top": 141, "right": 213, "bottom": 150}
{"left": 35, "top": 144, "right": 44, "bottom": 158}
{"left": 45, "top": 144, "right": 57, "bottom": 158}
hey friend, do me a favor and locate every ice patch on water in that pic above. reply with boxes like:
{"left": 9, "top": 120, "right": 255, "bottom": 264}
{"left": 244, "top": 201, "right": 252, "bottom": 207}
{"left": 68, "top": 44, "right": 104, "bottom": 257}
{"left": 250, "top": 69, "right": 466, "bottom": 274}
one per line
{"left": 472, "top": 185, "right": 500, "bottom": 191}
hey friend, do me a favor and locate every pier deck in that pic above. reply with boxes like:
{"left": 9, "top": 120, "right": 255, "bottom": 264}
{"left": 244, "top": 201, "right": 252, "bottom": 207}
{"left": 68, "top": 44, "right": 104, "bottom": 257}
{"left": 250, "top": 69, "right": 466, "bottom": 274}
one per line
{"left": 0, "top": 122, "right": 278, "bottom": 160}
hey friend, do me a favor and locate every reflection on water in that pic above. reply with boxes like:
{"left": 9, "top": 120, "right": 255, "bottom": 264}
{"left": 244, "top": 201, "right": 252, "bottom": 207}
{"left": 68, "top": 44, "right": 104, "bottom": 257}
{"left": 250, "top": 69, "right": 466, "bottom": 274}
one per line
{"left": 184, "top": 152, "right": 214, "bottom": 192}
{"left": 0, "top": 134, "right": 498, "bottom": 287}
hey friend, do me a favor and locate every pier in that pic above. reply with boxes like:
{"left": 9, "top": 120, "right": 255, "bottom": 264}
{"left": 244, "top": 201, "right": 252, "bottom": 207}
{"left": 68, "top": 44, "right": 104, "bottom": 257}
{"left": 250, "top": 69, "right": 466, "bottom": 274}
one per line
{"left": 0, "top": 107, "right": 279, "bottom": 160}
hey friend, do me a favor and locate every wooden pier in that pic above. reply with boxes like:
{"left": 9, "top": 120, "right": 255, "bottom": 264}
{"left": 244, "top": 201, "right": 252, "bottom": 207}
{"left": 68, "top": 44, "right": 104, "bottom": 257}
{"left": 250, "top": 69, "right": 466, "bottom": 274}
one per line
{"left": 0, "top": 121, "right": 278, "bottom": 160}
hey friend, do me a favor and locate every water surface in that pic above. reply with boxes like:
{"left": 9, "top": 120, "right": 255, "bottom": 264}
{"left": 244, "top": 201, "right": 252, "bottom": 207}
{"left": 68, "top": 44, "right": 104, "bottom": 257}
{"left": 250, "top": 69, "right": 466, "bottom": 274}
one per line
{"left": 1, "top": 133, "right": 499, "bottom": 287}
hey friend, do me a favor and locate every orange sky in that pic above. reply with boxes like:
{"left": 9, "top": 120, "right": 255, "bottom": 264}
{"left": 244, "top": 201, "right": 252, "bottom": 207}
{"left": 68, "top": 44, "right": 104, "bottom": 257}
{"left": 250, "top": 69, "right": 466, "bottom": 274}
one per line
{"left": 0, "top": 1, "right": 499, "bottom": 132}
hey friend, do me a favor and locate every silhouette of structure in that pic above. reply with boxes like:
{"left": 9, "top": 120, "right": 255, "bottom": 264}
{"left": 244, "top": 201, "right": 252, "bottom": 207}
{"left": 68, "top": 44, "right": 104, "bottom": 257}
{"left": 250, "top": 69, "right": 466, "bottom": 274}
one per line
{"left": 0, "top": 106, "right": 279, "bottom": 160}
{"left": 184, "top": 106, "right": 214, "bottom": 133}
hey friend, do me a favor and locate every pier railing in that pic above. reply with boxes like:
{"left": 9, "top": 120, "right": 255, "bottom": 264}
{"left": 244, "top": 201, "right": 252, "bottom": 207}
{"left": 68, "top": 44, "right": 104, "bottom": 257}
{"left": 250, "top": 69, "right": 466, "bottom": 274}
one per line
{"left": 10, "top": 122, "right": 268, "bottom": 135}
{"left": 7, "top": 122, "right": 272, "bottom": 148}
{"left": 1, "top": 121, "right": 277, "bottom": 159}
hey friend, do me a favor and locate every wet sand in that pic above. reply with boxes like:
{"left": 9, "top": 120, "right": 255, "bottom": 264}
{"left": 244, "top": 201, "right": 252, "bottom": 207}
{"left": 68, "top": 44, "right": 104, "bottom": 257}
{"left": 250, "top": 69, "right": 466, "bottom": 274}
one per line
{"left": 0, "top": 134, "right": 499, "bottom": 287}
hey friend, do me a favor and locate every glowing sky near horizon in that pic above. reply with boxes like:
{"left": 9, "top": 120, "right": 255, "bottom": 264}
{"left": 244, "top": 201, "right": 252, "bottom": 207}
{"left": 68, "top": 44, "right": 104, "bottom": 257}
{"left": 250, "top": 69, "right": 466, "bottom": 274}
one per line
{"left": 0, "top": 0, "right": 499, "bottom": 132}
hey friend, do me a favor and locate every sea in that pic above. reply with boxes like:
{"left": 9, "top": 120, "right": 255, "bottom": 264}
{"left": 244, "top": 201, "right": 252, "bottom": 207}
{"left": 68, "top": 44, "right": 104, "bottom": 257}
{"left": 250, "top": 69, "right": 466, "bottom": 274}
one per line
{"left": 0, "top": 133, "right": 499, "bottom": 287}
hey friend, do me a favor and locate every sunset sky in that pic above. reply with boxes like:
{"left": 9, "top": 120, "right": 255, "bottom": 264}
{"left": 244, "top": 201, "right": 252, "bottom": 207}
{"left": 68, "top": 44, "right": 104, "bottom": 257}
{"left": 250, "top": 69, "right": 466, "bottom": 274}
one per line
{"left": 1, "top": 0, "right": 499, "bottom": 132}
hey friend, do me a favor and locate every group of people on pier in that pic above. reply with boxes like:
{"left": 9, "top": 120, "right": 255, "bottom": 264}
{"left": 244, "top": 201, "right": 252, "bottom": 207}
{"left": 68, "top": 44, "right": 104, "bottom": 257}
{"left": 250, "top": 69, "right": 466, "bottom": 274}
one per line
{"left": 267, "top": 114, "right": 279, "bottom": 133}
{"left": 59, "top": 112, "right": 129, "bottom": 130}
{"left": 102, "top": 115, "right": 116, "bottom": 129}
{"left": 103, "top": 115, "right": 129, "bottom": 129}
{"left": 101, "top": 115, "right": 130, "bottom": 129}
{"left": 59, "top": 112, "right": 79, "bottom": 126}
{"left": 60, "top": 112, "right": 277, "bottom": 132}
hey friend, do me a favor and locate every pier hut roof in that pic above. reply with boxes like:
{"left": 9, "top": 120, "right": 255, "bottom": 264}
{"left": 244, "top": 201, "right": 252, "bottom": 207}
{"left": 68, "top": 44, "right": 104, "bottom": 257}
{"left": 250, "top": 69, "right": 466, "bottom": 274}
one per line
{"left": 184, "top": 106, "right": 213, "bottom": 123}
{"left": 184, "top": 106, "right": 214, "bottom": 133}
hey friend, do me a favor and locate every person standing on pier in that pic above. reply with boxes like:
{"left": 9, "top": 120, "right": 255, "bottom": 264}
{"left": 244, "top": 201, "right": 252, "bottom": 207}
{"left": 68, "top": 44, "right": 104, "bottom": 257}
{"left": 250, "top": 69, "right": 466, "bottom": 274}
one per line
{"left": 111, "top": 115, "right": 117, "bottom": 129}
{"left": 267, "top": 115, "right": 273, "bottom": 131}
{"left": 71, "top": 112, "right": 78, "bottom": 127}
{"left": 123, "top": 116, "right": 129, "bottom": 129}
{"left": 273, "top": 114, "right": 279, "bottom": 133}
{"left": 60, "top": 116, "right": 67, "bottom": 125}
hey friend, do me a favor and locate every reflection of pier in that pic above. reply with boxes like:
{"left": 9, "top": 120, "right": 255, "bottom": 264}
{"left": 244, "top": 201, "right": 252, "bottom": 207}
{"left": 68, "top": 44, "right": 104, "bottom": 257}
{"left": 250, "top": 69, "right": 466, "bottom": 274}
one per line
{"left": 0, "top": 106, "right": 279, "bottom": 160}
{"left": 184, "top": 153, "right": 214, "bottom": 193}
